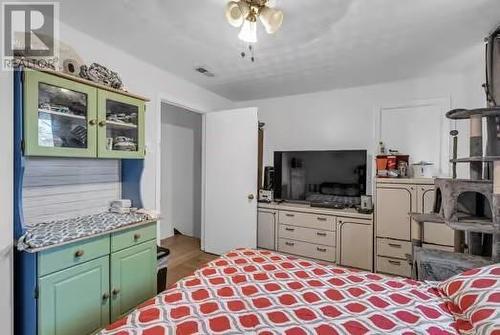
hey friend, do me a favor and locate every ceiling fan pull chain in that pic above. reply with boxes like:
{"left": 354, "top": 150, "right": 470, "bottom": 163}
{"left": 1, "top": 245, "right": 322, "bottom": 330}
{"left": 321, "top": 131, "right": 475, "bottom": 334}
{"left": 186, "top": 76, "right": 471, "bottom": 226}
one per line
{"left": 249, "top": 44, "right": 255, "bottom": 62}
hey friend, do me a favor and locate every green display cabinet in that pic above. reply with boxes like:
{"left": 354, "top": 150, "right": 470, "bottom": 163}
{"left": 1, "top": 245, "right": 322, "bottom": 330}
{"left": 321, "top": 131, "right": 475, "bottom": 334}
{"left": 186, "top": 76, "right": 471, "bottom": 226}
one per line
{"left": 23, "top": 69, "right": 146, "bottom": 159}
{"left": 97, "top": 90, "right": 145, "bottom": 159}
{"left": 38, "top": 256, "right": 110, "bottom": 335}
{"left": 24, "top": 70, "right": 98, "bottom": 158}
{"left": 110, "top": 240, "right": 157, "bottom": 321}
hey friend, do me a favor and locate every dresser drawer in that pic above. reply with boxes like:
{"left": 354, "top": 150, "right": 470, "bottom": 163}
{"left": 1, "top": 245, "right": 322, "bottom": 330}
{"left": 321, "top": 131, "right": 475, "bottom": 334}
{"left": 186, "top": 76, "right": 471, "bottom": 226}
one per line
{"left": 279, "top": 224, "right": 335, "bottom": 246}
{"left": 376, "top": 238, "right": 412, "bottom": 260}
{"left": 38, "top": 235, "right": 110, "bottom": 276}
{"left": 111, "top": 222, "right": 156, "bottom": 252}
{"left": 278, "top": 211, "right": 335, "bottom": 231}
{"left": 376, "top": 256, "right": 411, "bottom": 277}
{"left": 278, "top": 238, "right": 335, "bottom": 262}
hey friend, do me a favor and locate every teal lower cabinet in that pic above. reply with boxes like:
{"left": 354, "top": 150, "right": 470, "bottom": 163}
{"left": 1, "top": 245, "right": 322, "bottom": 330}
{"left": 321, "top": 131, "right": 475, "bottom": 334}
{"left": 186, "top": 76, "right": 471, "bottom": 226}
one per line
{"left": 38, "top": 256, "right": 110, "bottom": 335}
{"left": 110, "top": 240, "right": 157, "bottom": 321}
{"left": 37, "top": 223, "right": 157, "bottom": 335}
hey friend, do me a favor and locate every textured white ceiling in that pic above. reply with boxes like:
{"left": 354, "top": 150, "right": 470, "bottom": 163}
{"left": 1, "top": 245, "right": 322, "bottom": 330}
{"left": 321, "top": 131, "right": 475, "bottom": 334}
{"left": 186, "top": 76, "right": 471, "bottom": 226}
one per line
{"left": 57, "top": 0, "right": 500, "bottom": 101}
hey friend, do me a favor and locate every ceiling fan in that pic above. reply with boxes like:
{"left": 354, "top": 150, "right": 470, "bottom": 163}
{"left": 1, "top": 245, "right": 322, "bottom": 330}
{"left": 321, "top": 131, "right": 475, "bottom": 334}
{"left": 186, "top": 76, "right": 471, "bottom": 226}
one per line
{"left": 225, "top": 0, "right": 284, "bottom": 43}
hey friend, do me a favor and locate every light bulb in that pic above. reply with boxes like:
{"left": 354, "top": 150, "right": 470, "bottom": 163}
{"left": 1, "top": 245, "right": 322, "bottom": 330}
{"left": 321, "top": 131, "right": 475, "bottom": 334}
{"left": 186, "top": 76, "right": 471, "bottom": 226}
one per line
{"left": 225, "top": 1, "right": 243, "bottom": 27}
{"left": 238, "top": 20, "right": 257, "bottom": 43}
{"left": 259, "top": 7, "right": 283, "bottom": 34}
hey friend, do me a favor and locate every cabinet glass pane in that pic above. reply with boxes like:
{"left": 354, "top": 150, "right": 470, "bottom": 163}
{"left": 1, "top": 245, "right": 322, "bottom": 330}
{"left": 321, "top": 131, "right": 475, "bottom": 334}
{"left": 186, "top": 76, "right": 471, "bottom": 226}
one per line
{"left": 105, "top": 100, "right": 139, "bottom": 152}
{"left": 38, "top": 82, "right": 89, "bottom": 149}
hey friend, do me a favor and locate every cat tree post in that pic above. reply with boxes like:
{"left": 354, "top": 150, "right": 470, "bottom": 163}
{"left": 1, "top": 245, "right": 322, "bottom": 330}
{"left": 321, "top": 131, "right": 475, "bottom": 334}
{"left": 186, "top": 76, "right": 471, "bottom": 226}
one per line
{"left": 469, "top": 115, "right": 483, "bottom": 255}
{"left": 493, "top": 161, "right": 500, "bottom": 262}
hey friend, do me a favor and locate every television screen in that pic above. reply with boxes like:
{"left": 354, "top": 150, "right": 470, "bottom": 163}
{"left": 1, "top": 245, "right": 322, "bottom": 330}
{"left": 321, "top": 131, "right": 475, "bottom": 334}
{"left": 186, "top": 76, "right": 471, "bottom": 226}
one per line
{"left": 274, "top": 150, "right": 367, "bottom": 205}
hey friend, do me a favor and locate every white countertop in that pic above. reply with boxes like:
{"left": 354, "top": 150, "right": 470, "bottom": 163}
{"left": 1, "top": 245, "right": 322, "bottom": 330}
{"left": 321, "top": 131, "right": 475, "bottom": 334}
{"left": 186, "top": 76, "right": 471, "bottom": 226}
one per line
{"left": 375, "top": 177, "right": 435, "bottom": 185}
{"left": 258, "top": 202, "right": 373, "bottom": 220}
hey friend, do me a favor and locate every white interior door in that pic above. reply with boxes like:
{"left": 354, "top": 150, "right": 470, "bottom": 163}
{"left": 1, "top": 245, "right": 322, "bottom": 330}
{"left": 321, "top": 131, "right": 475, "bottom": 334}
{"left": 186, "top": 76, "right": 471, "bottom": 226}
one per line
{"left": 202, "top": 107, "right": 258, "bottom": 255}
{"left": 375, "top": 98, "right": 450, "bottom": 176}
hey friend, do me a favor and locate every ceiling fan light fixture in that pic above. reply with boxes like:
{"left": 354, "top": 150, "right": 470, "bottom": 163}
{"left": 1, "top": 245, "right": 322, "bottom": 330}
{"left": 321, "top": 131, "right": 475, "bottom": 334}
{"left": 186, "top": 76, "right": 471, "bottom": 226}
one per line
{"left": 238, "top": 19, "right": 258, "bottom": 43}
{"left": 225, "top": 1, "right": 244, "bottom": 27}
{"left": 259, "top": 6, "right": 283, "bottom": 34}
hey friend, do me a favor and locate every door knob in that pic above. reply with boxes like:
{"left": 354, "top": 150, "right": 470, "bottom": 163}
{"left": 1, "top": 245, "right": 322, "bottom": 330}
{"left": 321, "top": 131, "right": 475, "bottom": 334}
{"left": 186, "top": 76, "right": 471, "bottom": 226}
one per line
{"left": 248, "top": 194, "right": 255, "bottom": 200}
{"left": 98, "top": 120, "right": 106, "bottom": 127}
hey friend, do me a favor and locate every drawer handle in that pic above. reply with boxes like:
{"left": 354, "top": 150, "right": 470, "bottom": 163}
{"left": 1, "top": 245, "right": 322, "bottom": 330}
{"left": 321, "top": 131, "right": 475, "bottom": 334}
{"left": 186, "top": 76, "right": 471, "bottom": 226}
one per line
{"left": 112, "top": 288, "right": 121, "bottom": 296}
{"left": 285, "top": 227, "right": 295, "bottom": 232}
{"left": 316, "top": 232, "right": 327, "bottom": 237}
{"left": 74, "top": 250, "right": 85, "bottom": 258}
{"left": 133, "top": 233, "right": 142, "bottom": 241}
{"left": 316, "top": 247, "right": 327, "bottom": 252}
{"left": 285, "top": 214, "right": 295, "bottom": 217}
{"left": 285, "top": 242, "right": 295, "bottom": 247}
{"left": 317, "top": 217, "right": 327, "bottom": 221}
{"left": 102, "top": 293, "right": 110, "bottom": 301}
{"left": 388, "top": 260, "right": 401, "bottom": 266}
{"left": 388, "top": 243, "right": 402, "bottom": 248}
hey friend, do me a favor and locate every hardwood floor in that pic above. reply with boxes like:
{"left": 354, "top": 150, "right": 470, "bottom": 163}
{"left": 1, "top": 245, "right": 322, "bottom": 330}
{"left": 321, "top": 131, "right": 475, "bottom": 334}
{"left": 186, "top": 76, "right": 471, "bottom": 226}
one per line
{"left": 160, "top": 235, "right": 218, "bottom": 287}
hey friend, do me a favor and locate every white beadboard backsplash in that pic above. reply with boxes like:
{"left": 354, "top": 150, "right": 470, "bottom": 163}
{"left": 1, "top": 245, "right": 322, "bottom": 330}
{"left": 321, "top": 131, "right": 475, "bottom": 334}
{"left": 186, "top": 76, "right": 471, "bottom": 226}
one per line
{"left": 23, "top": 158, "right": 121, "bottom": 226}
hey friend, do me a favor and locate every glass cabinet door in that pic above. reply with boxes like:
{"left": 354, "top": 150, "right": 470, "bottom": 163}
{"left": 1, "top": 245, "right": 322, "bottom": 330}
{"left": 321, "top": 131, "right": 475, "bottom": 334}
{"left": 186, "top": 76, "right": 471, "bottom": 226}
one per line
{"left": 24, "top": 70, "right": 97, "bottom": 157}
{"left": 97, "top": 90, "right": 145, "bottom": 159}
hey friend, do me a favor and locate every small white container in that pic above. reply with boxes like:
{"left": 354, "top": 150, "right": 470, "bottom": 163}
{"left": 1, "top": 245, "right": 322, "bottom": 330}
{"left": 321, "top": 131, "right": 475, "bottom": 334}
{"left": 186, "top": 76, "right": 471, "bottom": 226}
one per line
{"left": 411, "top": 161, "right": 434, "bottom": 178}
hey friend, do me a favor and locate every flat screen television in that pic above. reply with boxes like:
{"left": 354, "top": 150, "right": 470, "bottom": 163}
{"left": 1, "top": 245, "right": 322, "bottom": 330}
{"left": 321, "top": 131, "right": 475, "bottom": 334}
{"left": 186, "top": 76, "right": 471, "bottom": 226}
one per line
{"left": 273, "top": 150, "right": 367, "bottom": 206}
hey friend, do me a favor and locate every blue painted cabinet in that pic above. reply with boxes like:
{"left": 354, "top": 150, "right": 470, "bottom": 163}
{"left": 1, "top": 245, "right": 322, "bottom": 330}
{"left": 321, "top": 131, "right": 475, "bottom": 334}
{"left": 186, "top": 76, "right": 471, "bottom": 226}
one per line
{"left": 38, "top": 256, "right": 110, "bottom": 335}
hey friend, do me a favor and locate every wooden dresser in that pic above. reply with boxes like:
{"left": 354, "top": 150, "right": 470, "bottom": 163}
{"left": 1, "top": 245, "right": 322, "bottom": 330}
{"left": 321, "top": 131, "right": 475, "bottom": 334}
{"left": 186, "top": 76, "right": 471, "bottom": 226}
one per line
{"left": 375, "top": 178, "right": 455, "bottom": 277}
{"left": 257, "top": 202, "right": 374, "bottom": 271}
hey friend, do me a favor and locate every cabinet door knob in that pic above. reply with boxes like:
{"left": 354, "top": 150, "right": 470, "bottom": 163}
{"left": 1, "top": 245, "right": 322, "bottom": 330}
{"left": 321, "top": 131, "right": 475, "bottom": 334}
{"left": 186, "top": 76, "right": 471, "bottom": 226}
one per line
{"left": 133, "top": 233, "right": 141, "bottom": 241}
{"left": 248, "top": 194, "right": 255, "bottom": 200}
{"left": 74, "top": 249, "right": 85, "bottom": 258}
{"left": 98, "top": 120, "right": 107, "bottom": 127}
{"left": 102, "top": 293, "right": 110, "bottom": 301}
{"left": 112, "top": 288, "right": 121, "bottom": 296}
{"left": 89, "top": 119, "right": 97, "bottom": 126}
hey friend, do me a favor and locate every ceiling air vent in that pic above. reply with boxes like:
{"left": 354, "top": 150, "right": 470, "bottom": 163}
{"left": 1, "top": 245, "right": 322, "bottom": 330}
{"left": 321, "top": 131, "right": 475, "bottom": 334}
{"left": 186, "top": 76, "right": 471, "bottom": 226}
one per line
{"left": 195, "top": 66, "right": 215, "bottom": 77}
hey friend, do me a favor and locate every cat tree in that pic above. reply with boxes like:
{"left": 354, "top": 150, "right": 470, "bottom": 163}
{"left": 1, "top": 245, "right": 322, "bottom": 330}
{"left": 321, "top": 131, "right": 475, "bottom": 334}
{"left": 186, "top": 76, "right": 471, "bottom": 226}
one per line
{"left": 410, "top": 27, "right": 500, "bottom": 281}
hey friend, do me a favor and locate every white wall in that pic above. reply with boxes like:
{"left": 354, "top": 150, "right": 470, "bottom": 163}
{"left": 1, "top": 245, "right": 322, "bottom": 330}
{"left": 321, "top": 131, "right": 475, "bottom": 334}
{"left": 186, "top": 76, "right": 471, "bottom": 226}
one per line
{"left": 160, "top": 104, "right": 202, "bottom": 239}
{"left": 236, "top": 43, "right": 486, "bottom": 191}
{"left": 53, "top": 23, "right": 232, "bottom": 215}
{"left": 0, "top": 23, "right": 232, "bottom": 334}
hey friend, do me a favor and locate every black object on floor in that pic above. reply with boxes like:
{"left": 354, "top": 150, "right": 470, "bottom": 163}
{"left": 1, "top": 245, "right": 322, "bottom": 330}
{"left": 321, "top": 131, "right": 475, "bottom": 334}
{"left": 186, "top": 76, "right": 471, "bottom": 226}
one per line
{"left": 157, "top": 246, "right": 170, "bottom": 293}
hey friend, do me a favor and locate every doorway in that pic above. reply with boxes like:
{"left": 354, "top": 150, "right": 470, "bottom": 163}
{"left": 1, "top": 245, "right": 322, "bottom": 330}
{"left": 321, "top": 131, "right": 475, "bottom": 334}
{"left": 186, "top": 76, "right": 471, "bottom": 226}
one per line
{"left": 160, "top": 103, "right": 202, "bottom": 240}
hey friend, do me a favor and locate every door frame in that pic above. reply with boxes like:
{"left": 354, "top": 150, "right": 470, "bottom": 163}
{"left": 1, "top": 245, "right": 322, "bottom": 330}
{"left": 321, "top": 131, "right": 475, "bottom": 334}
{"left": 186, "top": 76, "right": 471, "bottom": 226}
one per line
{"left": 155, "top": 94, "right": 205, "bottom": 243}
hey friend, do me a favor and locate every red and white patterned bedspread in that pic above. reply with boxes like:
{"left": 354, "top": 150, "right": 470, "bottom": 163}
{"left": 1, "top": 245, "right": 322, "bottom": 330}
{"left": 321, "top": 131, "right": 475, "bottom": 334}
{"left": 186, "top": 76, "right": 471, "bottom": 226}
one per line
{"left": 100, "top": 248, "right": 458, "bottom": 335}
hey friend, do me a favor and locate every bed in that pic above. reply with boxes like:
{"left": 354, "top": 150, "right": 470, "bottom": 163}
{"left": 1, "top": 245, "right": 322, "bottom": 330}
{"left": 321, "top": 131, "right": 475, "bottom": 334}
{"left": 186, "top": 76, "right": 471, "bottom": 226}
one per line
{"left": 100, "top": 248, "right": 499, "bottom": 335}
